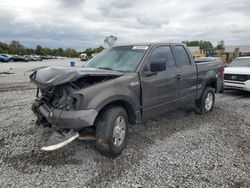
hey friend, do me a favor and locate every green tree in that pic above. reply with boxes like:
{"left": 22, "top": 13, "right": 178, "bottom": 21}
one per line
{"left": 57, "top": 48, "right": 64, "bottom": 56}
{"left": 216, "top": 40, "right": 225, "bottom": 49}
{"left": 94, "top": 46, "right": 104, "bottom": 53}
{"left": 9, "top": 40, "right": 25, "bottom": 54}
{"left": 84, "top": 48, "right": 92, "bottom": 56}
{"left": 35, "top": 45, "right": 43, "bottom": 55}
{"left": 182, "top": 40, "right": 200, "bottom": 46}
{"left": 41, "top": 48, "right": 53, "bottom": 55}
{"left": 199, "top": 40, "right": 213, "bottom": 50}
{"left": 182, "top": 40, "right": 213, "bottom": 50}
{"left": 83, "top": 46, "right": 105, "bottom": 57}
{"left": 0, "top": 39, "right": 98, "bottom": 58}
{"left": 26, "top": 48, "right": 35, "bottom": 55}
{"left": 0, "top": 42, "right": 9, "bottom": 53}
{"left": 52, "top": 49, "right": 58, "bottom": 56}
{"left": 65, "top": 48, "right": 78, "bottom": 57}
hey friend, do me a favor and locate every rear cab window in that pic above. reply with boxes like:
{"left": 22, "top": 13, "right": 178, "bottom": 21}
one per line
{"left": 175, "top": 45, "right": 192, "bottom": 66}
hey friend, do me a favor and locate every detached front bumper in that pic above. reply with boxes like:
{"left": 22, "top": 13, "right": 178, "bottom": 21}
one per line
{"left": 32, "top": 99, "right": 98, "bottom": 129}
{"left": 224, "top": 80, "right": 250, "bottom": 91}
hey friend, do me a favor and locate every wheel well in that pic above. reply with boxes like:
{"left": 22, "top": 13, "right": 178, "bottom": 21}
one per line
{"left": 205, "top": 79, "right": 217, "bottom": 92}
{"left": 96, "top": 100, "right": 136, "bottom": 125}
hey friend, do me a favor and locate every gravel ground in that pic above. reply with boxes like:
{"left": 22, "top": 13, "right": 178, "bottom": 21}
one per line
{"left": 0, "top": 60, "right": 249, "bottom": 187}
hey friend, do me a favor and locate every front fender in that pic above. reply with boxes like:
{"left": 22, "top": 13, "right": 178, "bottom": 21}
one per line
{"left": 88, "top": 87, "right": 140, "bottom": 113}
{"left": 81, "top": 73, "right": 141, "bottom": 113}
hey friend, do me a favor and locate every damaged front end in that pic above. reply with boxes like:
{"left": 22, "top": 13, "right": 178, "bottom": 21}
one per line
{"left": 31, "top": 84, "right": 98, "bottom": 129}
{"left": 30, "top": 66, "right": 123, "bottom": 150}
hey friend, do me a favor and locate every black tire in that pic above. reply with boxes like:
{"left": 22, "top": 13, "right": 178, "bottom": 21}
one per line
{"left": 195, "top": 86, "right": 215, "bottom": 115}
{"left": 95, "top": 106, "right": 128, "bottom": 157}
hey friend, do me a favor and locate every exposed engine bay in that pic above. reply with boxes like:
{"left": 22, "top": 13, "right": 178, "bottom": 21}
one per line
{"left": 38, "top": 75, "right": 114, "bottom": 111}
{"left": 30, "top": 66, "right": 123, "bottom": 129}
{"left": 30, "top": 66, "right": 123, "bottom": 151}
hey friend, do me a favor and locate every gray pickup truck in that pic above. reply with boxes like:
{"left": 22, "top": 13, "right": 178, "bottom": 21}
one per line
{"left": 30, "top": 43, "right": 224, "bottom": 157}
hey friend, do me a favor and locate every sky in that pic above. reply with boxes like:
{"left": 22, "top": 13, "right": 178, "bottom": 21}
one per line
{"left": 0, "top": 0, "right": 249, "bottom": 51}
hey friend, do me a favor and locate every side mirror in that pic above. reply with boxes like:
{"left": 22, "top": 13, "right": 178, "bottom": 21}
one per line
{"left": 150, "top": 59, "right": 166, "bottom": 72}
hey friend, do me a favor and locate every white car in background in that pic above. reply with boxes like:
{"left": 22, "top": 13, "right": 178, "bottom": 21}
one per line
{"left": 224, "top": 57, "right": 250, "bottom": 91}
{"left": 79, "top": 53, "right": 88, "bottom": 61}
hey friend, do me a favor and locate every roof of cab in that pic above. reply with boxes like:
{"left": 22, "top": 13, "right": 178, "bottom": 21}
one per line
{"left": 116, "top": 42, "right": 185, "bottom": 47}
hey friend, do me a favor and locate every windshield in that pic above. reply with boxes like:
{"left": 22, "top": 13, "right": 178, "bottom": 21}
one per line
{"left": 85, "top": 46, "right": 147, "bottom": 72}
{"left": 230, "top": 58, "right": 250, "bottom": 67}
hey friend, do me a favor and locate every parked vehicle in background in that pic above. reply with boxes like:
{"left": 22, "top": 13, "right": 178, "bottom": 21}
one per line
{"left": 224, "top": 57, "right": 250, "bottom": 91}
{"left": 88, "top": 53, "right": 99, "bottom": 60}
{"left": 24, "top": 55, "right": 34, "bottom": 61}
{"left": 32, "top": 55, "right": 43, "bottom": 61}
{"left": 1, "top": 54, "right": 12, "bottom": 59}
{"left": 39, "top": 55, "right": 47, "bottom": 60}
{"left": 57, "top": 56, "right": 65, "bottom": 59}
{"left": 22, "top": 56, "right": 30, "bottom": 62}
{"left": 30, "top": 43, "right": 224, "bottom": 157}
{"left": 80, "top": 53, "right": 88, "bottom": 61}
{"left": 0, "top": 54, "right": 10, "bottom": 62}
{"left": 10, "top": 55, "right": 28, "bottom": 62}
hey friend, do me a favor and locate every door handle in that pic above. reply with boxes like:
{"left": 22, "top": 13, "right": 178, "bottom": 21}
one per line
{"left": 176, "top": 75, "right": 182, "bottom": 80}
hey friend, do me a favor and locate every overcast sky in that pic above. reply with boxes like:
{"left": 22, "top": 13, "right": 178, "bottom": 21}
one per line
{"left": 0, "top": 0, "right": 249, "bottom": 50}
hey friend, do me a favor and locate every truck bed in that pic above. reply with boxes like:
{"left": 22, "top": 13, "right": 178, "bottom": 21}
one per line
{"left": 196, "top": 61, "right": 224, "bottom": 97}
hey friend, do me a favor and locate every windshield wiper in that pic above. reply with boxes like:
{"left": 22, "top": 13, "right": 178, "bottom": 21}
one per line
{"left": 98, "top": 67, "right": 114, "bottom": 71}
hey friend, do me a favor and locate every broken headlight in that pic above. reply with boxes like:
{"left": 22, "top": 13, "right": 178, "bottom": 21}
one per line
{"left": 65, "top": 94, "right": 84, "bottom": 110}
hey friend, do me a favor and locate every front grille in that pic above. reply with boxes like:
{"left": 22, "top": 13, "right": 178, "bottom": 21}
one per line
{"left": 224, "top": 74, "right": 249, "bottom": 82}
{"left": 224, "top": 81, "right": 245, "bottom": 85}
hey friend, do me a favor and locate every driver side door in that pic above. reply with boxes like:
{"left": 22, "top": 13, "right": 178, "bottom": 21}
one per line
{"left": 140, "top": 45, "right": 180, "bottom": 120}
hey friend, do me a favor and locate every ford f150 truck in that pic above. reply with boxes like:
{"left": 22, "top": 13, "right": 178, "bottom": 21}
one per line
{"left": 30, "top": 43, "right": 224, "bottom": 157}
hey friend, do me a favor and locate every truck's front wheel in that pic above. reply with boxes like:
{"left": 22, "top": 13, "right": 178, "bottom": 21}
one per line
{"left": 195, "top": 86, "right": 215, "bottom": 115}
{"left": 95, "top": 106, "right": 128, "bottom": 157}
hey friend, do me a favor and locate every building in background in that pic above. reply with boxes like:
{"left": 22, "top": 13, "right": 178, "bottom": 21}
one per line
{"left": 223, "top": 45, "right": 250, "bottom": 63}
{"left": 187, "top": 46, "right": 205, "bottom": 58}
{"left": 187, "top": 45, "right": 250, "bottom": 63}
{"left": 225, "top": 45, "right": 250, "bottom": 57}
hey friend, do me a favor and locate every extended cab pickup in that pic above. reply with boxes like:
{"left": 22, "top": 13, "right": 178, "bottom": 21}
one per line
{"left": 30, "top": 43, "right": 224, "bottom": 157}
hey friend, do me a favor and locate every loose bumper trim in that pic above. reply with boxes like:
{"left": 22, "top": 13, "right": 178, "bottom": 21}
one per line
{"left": 36, "top": 102, "right": 98, "bottom": 129}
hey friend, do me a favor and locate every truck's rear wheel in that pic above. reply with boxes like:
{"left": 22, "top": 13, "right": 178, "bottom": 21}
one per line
{"left": 95, "top": 106, "right": 128, "bottom": 157}
{"left": 195, "top": 86, "right": 215, "bottom": 115}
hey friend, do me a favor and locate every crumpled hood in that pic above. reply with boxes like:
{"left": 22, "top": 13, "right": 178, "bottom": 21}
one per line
{"left": 30, "top": 66, "right": 124, "bottom": 87}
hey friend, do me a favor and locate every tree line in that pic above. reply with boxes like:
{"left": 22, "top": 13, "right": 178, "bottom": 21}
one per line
{"left": 84, "top": 46, "right": 104, "bottom": 56}
{"left": 0, "top": 40, "right": 80, "bottom": 57}
{"left": 0, "top": 38, "right": 225, "bottom": 58}
{"left": 182, "top": 40, "right": 225, "bottom": 50}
